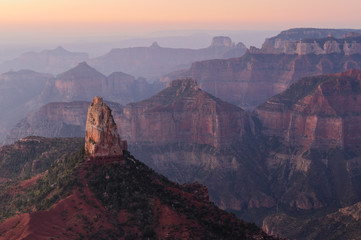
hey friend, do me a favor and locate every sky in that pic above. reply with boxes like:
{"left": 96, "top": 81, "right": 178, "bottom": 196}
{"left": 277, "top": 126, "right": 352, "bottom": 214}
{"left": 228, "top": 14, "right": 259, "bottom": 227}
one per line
{"left": 0, "top": 0, "right": 361, "bottom": 45}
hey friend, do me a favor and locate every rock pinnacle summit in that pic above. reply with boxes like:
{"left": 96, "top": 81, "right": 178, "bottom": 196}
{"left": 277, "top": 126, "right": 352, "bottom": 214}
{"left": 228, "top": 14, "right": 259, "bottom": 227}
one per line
{"left": 85, "top": 96, "right": 123, "bottom": 157}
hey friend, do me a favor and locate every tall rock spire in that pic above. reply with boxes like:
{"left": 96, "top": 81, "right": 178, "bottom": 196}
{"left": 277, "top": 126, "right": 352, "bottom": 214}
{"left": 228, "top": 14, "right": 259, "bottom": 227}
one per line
{"left": 85, "top": 96, "right": 123, "bottom": 157}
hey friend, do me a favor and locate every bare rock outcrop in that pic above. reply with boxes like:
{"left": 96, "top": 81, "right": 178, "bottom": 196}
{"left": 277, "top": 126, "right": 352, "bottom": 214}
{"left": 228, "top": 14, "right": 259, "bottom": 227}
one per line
{"left": 85, "top": 96, "right": 123, "bottom": 157}
{"left": 257, "top": 29, "right": 361, "bottom": 55}
{"left": 260, "top": 28, "right": 361, "bottom": 54}
{"left": 117, "top": 78, "right": 253, "bottom": 148}
{"left": 254, "top": 69, "right": 361, "bottom": 151}
{"left": 166, "top": 48, "right": 361, "bottom": 110}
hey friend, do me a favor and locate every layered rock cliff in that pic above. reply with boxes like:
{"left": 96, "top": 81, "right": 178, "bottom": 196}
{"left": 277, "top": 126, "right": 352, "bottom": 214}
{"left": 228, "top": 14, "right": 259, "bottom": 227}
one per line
{"left": 113, "top": 79, "right": 272, "bottom": 213}
{"left": 254, "top": 69, "right": 361, "bottom": 151}
{"left": 85, "top": 96, "right": 123, "bottom": 157}
{"left": 254, "top": 70, "right": 361, "bottom": 238}
{"left": 253, "top": 32, "right": 361, "bottom": 55}
{"left": 166, "top": 50, "right": 361, "bottom": 109}
{"left": 260, "top": 28, "right": 361, "bottom": 54}
{"left": 117, "top": 78, "right": 254, "bottom": 148}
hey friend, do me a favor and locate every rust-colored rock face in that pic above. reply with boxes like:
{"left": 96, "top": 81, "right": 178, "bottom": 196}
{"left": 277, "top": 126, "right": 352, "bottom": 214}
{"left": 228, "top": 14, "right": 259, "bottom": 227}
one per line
{"left": 166, "top": 29, "right": 361, "bottom": 110}
{"left": 166, "top": 52, "right": 361, "bottom": 110}
{"left": 116, "top": 78, "right": 253, "bottom": 148}
{"left": 85, "top": 96, "right": 123, "bottom": 157}
{"left": 255, "top": 69, "right": 361, "bottom": 150}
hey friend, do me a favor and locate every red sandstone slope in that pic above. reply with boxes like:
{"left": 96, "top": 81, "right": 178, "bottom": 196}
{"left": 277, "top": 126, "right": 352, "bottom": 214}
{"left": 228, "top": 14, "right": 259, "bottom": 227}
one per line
{"left": 254, "top": 69, "right": 361, "bottom": 150}
{"left": 0, "top": 155, "right": 275, "bottom": 240}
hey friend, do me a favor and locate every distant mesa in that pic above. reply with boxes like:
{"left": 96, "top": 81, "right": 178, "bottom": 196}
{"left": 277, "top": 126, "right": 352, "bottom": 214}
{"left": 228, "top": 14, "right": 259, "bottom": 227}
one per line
{"left": 150, "top": 41, "right": 160, "bottom": 48}
{"left": 88, "top": 36, "right": 247, "bottom": 78}
{"left": 0, "top": 46, "right": 89, "bottom": 74}
{"left": 257, "top": 28, "right": 361, "bottom": 55}
{"left": 210, "top": 36, "right": 234, "bottom": 47}
{"left": 342, "top": 32, "right": 361, "bottom": 38}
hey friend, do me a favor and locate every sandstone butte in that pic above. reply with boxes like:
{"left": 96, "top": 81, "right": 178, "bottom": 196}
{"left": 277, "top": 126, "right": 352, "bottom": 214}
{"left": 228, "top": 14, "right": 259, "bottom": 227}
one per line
{"left": 85, "top": 96, "right": 125, "bottom": 158}
{"left": 117, "top": 78, "right": 253, "bottom": 148}
{"left": 254, "top": 69, "right": 361, "bottom": 151}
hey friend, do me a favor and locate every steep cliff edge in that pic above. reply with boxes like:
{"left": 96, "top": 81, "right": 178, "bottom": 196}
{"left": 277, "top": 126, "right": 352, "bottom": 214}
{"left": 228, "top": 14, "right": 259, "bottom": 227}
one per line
{"left": 166, "top": 51, "right": 361, "bottom": 110}
{"left": 118, "top": 78, "right": 254, "bottom": 148}
{"left": 255, "top": 70, "right": 361, "bottom": 238}
{"left": 165, "top": 29, "right": 361, "bottom": 110}
{"left": 115, "top": 79, "right": 272, "bottom": 213}
{"left": 255, "top": 32, "right": 361, "bottom": 55}
{"left": 260, "top": 28, "right": 361, "bottom": 54}
{"left": 254, "top": 69, "right": 361, "bottom": 150}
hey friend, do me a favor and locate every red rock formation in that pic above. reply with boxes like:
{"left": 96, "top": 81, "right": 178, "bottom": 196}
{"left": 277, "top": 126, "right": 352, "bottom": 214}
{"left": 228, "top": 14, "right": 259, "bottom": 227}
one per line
{"left": 116, "top": 78, "right": 253, "bottom": 148}
{"left": 254, "top": 69, "right": 361, "bottom": 150}
{"left": 85, "top": 96, "right": 123, "bottom": 157}
{"left": 166, "top": 51, "right": 361, "bottom": 110}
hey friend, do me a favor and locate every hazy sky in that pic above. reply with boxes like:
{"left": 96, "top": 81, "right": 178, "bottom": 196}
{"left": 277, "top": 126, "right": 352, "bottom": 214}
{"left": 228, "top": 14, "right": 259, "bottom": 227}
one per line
{"left": 1, "top": 0, "right": 361, "bottom": 44}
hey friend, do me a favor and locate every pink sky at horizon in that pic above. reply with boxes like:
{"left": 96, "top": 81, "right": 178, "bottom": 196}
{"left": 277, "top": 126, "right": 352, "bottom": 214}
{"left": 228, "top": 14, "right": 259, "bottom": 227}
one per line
{"left": 0, "top": 0, "right": 360, "bottom": 43}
